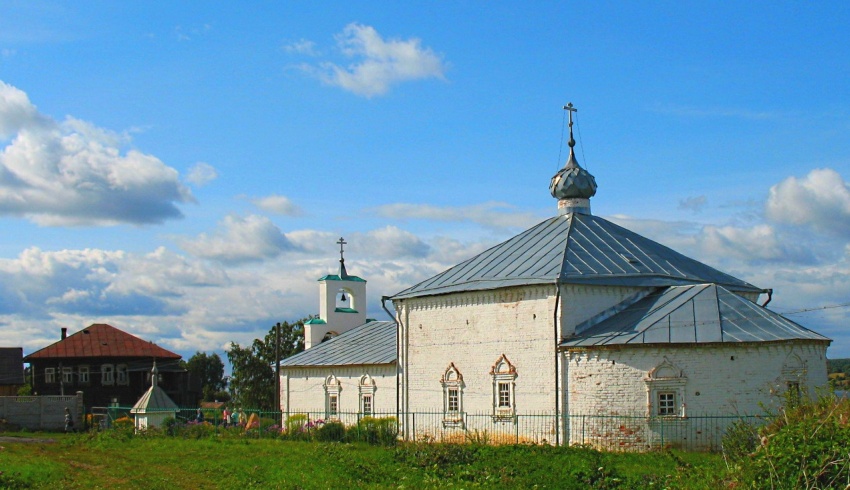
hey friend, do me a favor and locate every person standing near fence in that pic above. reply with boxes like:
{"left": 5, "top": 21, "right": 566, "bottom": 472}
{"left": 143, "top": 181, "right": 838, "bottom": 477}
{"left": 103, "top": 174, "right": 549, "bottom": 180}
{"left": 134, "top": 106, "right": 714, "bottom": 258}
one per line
{"left": 222, "top": 406, "right": 230, "bottom": 427}
{"left": 238, "top": 408, "right": 247, "bottom": 427}
{"left": 64, "top": 407, "right": 74, "bottom": 433}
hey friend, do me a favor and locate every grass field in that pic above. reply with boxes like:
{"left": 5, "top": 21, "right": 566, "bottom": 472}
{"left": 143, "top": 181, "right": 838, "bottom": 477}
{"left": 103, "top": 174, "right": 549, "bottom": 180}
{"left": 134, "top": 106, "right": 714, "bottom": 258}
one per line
{"left": 0, "top": 431, "right": 731, "bottom": 489}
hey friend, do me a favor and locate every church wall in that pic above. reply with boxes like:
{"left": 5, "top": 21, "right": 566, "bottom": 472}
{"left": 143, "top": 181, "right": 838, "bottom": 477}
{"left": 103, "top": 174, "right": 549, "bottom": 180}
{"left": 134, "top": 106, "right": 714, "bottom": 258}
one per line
{"left": 281, "top": 364, "right": 396, "bottom": 417}
{"left": 401, "top": 285, "right": 559, "bottom": 415}
{"left": 566, "top": 341, "right": 829, "bottom": 416}
{"left": 559, "top": 284, "right": 646, "bottom": 337}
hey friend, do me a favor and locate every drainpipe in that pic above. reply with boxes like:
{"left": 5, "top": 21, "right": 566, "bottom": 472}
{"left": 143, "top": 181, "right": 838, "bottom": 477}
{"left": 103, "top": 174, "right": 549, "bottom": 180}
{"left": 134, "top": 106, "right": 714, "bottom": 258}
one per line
{"left": 553, "top": 284, "right": 561, "bottom": 447}
{"left": 761, "top": 288, "right": 773, "bottom": 307}
{"left": 381, "top": 296, "right": 401, "bottom": 431}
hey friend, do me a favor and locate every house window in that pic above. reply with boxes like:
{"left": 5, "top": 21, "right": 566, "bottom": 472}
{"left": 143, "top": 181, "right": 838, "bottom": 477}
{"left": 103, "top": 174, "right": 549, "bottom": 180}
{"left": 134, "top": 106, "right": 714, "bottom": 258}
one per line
{"left": 116, "top": 364, "right": 129, "bottom": 385}
{"left": 324, "top": 375, "right": 341, "bottom": 419}
{"left": 102, "top": 364, "right": 115, "bottom": 385}
{"left": 658, "top": 392, "right": 676, "bottom": 416}
{"left": 490, "top": 354, "right": 517, "bottom": 420}
{"left": 359, "top": 374, "right": 376, "bottom": 416}
{"left": 645, "top": 357, "right": 687, "bottom": 418}
{"left": 78, "top": 366, "right": 90, "bottom": 384}
{"left": 441, "top": 363, "right": 464, "bottom": 426}
{"left": 45, "top": 367, "right": 56, "bottom": 384}
{"left": 62, "top": 367, "right": 73, "bottom": 384}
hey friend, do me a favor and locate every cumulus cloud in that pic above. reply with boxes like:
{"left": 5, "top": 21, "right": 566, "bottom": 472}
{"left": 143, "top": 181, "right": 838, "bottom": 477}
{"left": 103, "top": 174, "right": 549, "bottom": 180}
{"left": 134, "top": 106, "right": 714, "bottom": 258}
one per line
{"left": 351, "top": 226, "right": 431, "bottom": 259}
{"left": 251, "top": 194, "right": 303, "bottom": 216}
{"left": 766, "top": 168, "right": 850, "bottom": 236}
{"left": 310, "top": 23, "right": 446, "bottom": 97}
{"left": 185, "top": 162, "right": 218, "bottom": 187}
{"left": 179, "top": 214, "right": 298, "bottom": 264}
{"left": 0, "top": 80, "right": 194, "bottom": 226}
{"left": 372, "top": 201, "right": 541, "bottom": 230}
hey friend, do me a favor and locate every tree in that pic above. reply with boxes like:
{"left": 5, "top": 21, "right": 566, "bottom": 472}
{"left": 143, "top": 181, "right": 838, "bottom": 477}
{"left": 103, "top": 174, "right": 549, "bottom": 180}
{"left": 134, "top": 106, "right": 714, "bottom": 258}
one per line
{"left": 227, "top": 318, "right": 306, "bottom": 410}
{"left": 185, "top": 352, "right": 226, "bottom": 402}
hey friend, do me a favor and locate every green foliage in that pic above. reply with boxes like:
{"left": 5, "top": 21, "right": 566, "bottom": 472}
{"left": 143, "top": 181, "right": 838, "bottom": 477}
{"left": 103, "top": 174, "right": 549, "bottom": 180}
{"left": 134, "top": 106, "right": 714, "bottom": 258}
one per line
{"left": 726, "top": 394, "right": 850, "bottom": 489}
{"left": 721, "top": 418, "right": 760, "bottom": 461}
{"left": 827, "top": 357, "right": 850, "bottom": 375}
{"left": 347, "top": 416, "right": 398, "bottom": 445}
{"left": 315, "top": 421, "right": 346, "bottom": 442}
{"left": 15, "top": 383, "right": 31, "bottom": 396}
{"left": 226, "top": 318, "right": 307, "bottom": 410}
{"left": 184, "top": 351, "right": 226, "bottom": 402}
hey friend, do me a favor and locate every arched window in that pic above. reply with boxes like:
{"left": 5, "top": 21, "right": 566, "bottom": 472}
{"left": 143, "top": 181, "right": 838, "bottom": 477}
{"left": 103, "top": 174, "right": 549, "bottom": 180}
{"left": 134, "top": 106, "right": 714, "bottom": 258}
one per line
{"left": 490, "top": 354, "right": 517, "bottom": 421}
{"left": 441, "top": 363, "right": 464, "bottom": 427}
{"left": 359, "top": 374, "right": 376, "bottom": 416}
{"left": 644, "top": 357, "right": 687, "bottom": 417}
{"left": 324, "top": 374, "right": 341, "bottom": 418}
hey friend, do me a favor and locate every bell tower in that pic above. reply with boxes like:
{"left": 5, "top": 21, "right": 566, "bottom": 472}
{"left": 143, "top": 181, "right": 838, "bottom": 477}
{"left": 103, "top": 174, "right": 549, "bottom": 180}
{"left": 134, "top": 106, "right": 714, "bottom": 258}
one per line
{"left": 304, "top": 237, "right": 368, "bottom": 349}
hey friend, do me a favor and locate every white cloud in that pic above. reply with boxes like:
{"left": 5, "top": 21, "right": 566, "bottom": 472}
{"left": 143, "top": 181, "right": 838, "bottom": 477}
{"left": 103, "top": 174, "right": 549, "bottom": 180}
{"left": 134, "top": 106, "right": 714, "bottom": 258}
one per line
{"left": 251, "top": 194, "right": 303, "bottom": 216}
{"left": 179, "top": 214, "right": 298, "bottom": 264}
{"left": 351, "top": 226, "right": 431, "bottom": 259}
{"left": 766, "top": 168, "right": 850, "bottom": 236}
{"left": 283, "top": 39, "right": 318, "bottom": 56}
{"left": 372, "top": 201, "right": 541, "bottom": 230}
{"left": 0, "top": 80, "right": 194, "bottom": 226}
{"left": 185, "top": 162, "right": 218, "bottom": 187}
{"left": 315, "top": 23, "right": 446, "bottom": 97}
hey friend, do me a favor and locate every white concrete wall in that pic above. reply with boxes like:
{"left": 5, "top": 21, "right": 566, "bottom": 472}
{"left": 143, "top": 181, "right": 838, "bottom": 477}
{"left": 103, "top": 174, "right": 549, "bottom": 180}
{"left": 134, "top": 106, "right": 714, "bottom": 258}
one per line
{"left": 566, "top": 341, "right": 829, "bottom": 416}
{"left": 281, "top": 364, "right": 396, "bottom": 416}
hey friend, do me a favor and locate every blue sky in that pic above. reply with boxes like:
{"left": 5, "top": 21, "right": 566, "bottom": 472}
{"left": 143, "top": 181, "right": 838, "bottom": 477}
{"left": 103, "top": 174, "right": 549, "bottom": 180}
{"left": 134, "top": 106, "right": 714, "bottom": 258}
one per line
{"left": 1, "top": 2, "right": 849, "bottom": 365}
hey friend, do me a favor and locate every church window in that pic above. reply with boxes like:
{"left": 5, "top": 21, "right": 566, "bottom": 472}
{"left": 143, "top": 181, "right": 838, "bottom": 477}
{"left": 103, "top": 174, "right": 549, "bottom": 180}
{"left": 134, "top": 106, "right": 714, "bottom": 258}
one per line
{"left": 359, "top": 374, "right": 376, "bottom": 416}
{"left": 62, "top": 367, "right": 73, "bottom": 384}
{"left": 441, "top": 363, "right": 464, "bottom": 427}
{"left": 78, "top": 366, "right": 90, "bottom": 384}
{"left": 490, "top": 354, "right": 517, "bottom": 421}
{"left": 657, "top": 392, "right": 676, "bottom": 416}
{"left": 645, "top": 357, "right": 687, "bottom": 418}
{"left": 324, "top": 375, "right": 341, "bottom": 419}
{"left": 45, "top": 367, "right": 56, "bottom": 384}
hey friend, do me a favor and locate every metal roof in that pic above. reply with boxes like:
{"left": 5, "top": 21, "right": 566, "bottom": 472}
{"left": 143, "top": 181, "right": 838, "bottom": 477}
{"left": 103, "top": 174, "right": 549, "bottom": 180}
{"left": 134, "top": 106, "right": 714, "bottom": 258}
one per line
{"left": 391, "top": 213, "right": 762, "bottom": 300}
{"left": 279, "top": 320, "right": 396, "bottom": 367}
{"left": 131, "top": 385, "right": 179, "bottom": 413}
{"left": 561, "top": 284, "right": 831, "bottom": 348}
{"left": 23, "top": 324, "right": 181, "bottom": 360}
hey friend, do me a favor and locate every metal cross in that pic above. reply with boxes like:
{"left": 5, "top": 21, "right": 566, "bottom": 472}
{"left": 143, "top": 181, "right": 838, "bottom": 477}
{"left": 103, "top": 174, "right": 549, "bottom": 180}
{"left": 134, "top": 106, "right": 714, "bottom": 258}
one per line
{"left": 337, "top": 237, "right": 347, "bottom": 261}
{"left": 563, "top": 102, "right": 577, "bottom": 148}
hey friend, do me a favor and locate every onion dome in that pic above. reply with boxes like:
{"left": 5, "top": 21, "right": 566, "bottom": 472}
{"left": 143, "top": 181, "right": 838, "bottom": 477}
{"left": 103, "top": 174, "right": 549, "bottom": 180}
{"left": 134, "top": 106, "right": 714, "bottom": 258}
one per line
{"left": 549, "top": 103, "right": 597, "bottom": 215}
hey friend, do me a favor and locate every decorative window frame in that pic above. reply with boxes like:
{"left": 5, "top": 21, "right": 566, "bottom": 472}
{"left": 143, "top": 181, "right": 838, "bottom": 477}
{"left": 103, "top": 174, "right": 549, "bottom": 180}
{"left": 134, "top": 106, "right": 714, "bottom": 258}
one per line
{"left": 359, "top": 374, "right": 376, "bottom": 416}
{"left": 324, "top": 374, "right": 341, "bottom": 419}
{"left": 45, "top": 367, "right": 56, "bottom": 384}
{"left": 441, "top": 363, "right": 464, "bottom": 427}
{"left": 116, "top": 364, "right": 129, "bottom": 385}
{"left": 78, "top": 365, "right": 90, "bottom": 384}
{"left": 644, "top": 357, "right": 687, "bottom": 418}
{"left": 62, "top": 367, "right": 73, "bottom": 384}
{"left": 102, "top": 364, "right": 115, "bottom": 386}
{"left": 490, "top": 354, "right": 517, "bottom": 421}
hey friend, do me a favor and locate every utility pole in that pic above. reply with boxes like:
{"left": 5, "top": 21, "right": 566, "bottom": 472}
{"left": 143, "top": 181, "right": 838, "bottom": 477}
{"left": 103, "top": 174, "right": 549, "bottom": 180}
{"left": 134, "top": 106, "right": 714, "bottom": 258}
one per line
{"left": 274, "top": 322, "right": 281, "bottom": 412}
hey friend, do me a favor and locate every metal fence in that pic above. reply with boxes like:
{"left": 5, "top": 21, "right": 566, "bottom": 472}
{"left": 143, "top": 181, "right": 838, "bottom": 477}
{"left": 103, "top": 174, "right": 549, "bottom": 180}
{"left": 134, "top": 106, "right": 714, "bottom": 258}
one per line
{"left": 97, "top": 406, "right": 766, "bottom": 452}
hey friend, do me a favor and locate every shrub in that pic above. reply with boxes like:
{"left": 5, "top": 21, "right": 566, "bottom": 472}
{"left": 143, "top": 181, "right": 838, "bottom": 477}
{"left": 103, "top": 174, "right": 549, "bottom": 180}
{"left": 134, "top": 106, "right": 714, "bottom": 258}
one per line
{"left": 316, "top": 421, "right": 346, "bottom": 442}
{"left": 348, "top": 416, "right": 398, "bottom": 446}
{"left": 283, "top": 414, "right": 310, "bottom": 441}
{"left": 721, "top": 419, "right": 760, "bottom": 461}
{"left": 743, "top": 395, "right": 850, "bottom": 489}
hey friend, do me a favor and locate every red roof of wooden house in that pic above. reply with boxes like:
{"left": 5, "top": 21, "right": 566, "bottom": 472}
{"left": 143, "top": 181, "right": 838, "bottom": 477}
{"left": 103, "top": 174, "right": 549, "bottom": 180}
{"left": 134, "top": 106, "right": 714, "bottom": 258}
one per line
{"left": 23, "top": 324, "right": 181, "bottom": 360}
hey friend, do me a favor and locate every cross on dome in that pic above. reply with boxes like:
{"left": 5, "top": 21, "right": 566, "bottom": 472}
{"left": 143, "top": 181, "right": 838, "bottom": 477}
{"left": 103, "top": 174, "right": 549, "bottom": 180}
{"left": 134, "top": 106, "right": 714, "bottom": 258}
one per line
{"left": 337, "top": 237, "right": 349, "bottom": 278}
{"left": 549, "top": 102, "right": 597, "bottom": 215}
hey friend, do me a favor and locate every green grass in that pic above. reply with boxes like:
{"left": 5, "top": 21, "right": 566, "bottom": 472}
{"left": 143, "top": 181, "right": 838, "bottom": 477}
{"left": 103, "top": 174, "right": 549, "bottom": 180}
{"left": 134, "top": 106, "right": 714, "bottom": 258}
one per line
{"left": 0, "top": 432, "right": 730, "bottom": 489}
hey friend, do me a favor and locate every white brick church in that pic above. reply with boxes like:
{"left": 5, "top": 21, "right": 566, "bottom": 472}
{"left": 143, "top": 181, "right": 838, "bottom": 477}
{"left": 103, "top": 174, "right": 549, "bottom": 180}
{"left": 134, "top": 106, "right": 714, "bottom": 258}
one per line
{"left": 279, "top": 109, "right": 830, "bottom": 449}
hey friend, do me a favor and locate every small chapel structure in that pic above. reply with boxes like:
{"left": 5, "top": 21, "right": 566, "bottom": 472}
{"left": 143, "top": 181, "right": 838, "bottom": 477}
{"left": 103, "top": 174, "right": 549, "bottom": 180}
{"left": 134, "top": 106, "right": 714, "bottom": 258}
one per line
{"left": 279, "top": 105, "right": 830, "bottom": 450}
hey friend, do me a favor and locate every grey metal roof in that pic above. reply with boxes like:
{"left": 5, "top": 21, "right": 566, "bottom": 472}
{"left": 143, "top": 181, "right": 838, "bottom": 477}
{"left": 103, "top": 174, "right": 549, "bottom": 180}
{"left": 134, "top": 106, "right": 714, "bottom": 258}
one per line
{"left": 279, "top": 320, "right": 396, "bottom": 368}
{"left": 391, "top": 213, "right": 762, "bottom": 300}
{"left": 561, "top": 284, "right": 831, "bottom": 348}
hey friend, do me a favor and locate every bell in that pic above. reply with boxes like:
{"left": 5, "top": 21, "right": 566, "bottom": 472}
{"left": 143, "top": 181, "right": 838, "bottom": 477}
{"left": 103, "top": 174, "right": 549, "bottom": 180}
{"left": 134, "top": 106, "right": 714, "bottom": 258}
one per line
{"left": 340, "top": 292, "right": 347, "bottom": 302}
